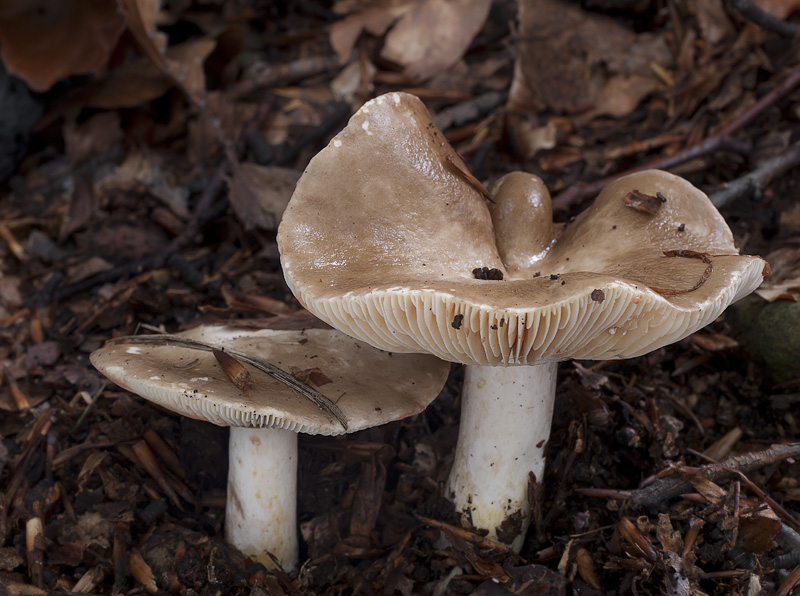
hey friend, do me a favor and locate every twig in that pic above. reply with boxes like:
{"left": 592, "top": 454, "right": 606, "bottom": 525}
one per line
{"left": 553, "top": 68, "right": 800, "bottom": 209}
{"left": 710, "top": 140, "right": 800, "bottom": 207}
{"left": 730, "top": 0, "right": 799, "bottom": 38}
{"left": 627, "top": 442, "right": 800, "bottom": 509}
{"left": 432, "top": 91, "right": 506, "bottom": 131}
{"left": 415, "top": 514, "right": 518, "bottom": 555}
{"left": 108, "top": 334, "right": 348, "bottom": 430}
{"left": 229, "top": 55, "right": 341, "bottom": 100}
{"left": 162, "top": 168, "right": 227, "bottom": 259}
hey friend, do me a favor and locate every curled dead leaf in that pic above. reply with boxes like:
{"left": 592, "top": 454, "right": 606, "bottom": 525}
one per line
{"left": 380, "top": 0, "right": 492, "bottom": 82}
{"left": 227, "top": 163, "right": 301, "bottom": 231}
{"left": 0, "top": 0, "right": 125, "bottom": 91}
{"left": 117, "top": 0, "right": 215, "bottom": 105}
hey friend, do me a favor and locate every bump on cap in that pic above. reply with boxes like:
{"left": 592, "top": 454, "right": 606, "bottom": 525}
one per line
{"left": 278, "top": 92, "right": 767, "bottom": 366}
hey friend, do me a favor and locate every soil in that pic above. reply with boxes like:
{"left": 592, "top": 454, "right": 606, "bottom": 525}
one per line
{"left": 1, "top": 1, "right": 799, "bottom": 595}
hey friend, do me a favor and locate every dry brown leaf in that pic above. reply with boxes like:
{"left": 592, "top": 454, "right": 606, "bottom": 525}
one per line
{"left": 64, "top": 112, "right": 124, "bottom": 165}
{"left": 0, "top": 0, "right": 125, "bottom": 91}
{"left": 95, "top": 151, "right": 189, "bottom": 217}
{"left": 655, "top": 513, "right": 682, "bottom": 553}
{"left": 574, "top": 547, "right": 602, "bottom": 590}
{"left": 739, "top": 504, "right": 781, "bottom": 552}
{"left": 689, "top": 332, "right": 739, "bottom": 351}
{"left": 331, "top": 59, "right": 376, "bottom": 105}
{"left": 219, "top": 286, "right": 296, "bottom": 316}
{"left": 755, "top": 247, "right": 800, "bottom": 302}
{"left": 381, "top": 0, "right": 492, "bottom": 82}
{"left": 693, "top": 0, "right": 735, "bottom": 46}
{"left": 66, "top": 256, "right": 114, "bottom": 285}
{"left": 55, "top": 38, "right": 216, "bottom": 116}
{"left": 688, "top": 476, "right": 727, "bottom": 504}
{"left": 591, "top": 74, "right": 662, "bottom": 118}
{"left": 623, "top": 189, "right": 664, "bottom": 215}
{"left": 508, "top": 0, "right": 670, "bottom": 116}
{"left": 227, "top": 163, "right": 301, "bottom": 231}
{"left": 330, "top": 4, "right": 410, "bottom": 63}
{"left": 117, "top": 0, "right": 215, "bottom": 105}
{"left": 77, "top": 451, "right": 109, "bottom": 488}
{"left": 186, "top": 91, "right": 250, "bottom": 164}
{"left": 779, "top": 203, "right": 800, "bottom": 236}
{"left": 58, "top": 177, "right": 98, "bottom": 242}
{"left": 129, "top": 548, "right": 158, "bottom": 594}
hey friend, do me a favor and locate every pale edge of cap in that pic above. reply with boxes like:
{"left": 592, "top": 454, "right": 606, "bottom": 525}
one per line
{"left": 90, "top": 327, "right": 450, "bottom": 435}
{"left": 286, "top": 256, "right": 766, "bottom": 366}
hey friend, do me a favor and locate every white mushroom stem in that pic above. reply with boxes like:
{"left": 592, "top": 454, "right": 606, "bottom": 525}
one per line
{"left": 445, "top": 362, "right": 558, "bottom": 552}
{"left": 226, "top": 427, "right": 298, "bottom": 571}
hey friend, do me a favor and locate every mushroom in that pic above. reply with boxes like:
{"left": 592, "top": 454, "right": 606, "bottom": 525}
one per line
{"left": 90, "top": 325, "right": 449, "bottom": 570}
{"left": 276, "top": 92, "right": 769, "bottom": 550}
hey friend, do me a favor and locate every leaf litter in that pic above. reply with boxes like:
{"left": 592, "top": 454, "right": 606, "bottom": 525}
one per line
{"left": 0, "top": 0, "right": 799, "bottom": 594}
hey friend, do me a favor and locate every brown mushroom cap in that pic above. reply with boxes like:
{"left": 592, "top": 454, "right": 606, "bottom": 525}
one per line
{"left": 278, "top": 92, "right": 767, "bottom": 366}
{"left": 90, "top": 326, "right": 449, "bottom": 435}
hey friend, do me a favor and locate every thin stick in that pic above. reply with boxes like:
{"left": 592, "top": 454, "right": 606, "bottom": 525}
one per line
{"left": 553, "top": 68, "right": 800, "bottom": 209}
{"left": 730, "top": 0, "right": 799, "bottom": 38}
{"left": 108, "top": 334, "right": 348, "bottom": 430}
{"left": 710, "top": 140, "right": 800, "bottom": 207}
{"left": 628, "top": 442, "right": 800, "bottom": 509}
{"left": 415, "top": 514, "right": 518, "bottom": 555}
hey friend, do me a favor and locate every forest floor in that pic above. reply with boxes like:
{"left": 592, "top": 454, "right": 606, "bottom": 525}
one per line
{"left": 1, "top": 1, "right": 800, "bottom": 594}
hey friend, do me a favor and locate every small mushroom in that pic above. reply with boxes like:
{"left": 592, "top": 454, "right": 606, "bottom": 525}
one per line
{"left": 90, "top": 325, "right": 449, "bottom": 570}
{"left": 277, "top": 92, "right": 768, "bottom": 550}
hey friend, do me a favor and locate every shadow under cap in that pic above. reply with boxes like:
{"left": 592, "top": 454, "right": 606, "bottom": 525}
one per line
{"left": 278, "top": 92, "right": 768, "bottom": 366}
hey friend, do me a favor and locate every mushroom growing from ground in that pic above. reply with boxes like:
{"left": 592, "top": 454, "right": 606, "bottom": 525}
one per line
{"left": 276, "top": 92, "right": 769, "bottom": 550}
{"left": 90, "top": 325, "right": 449, "bottom": 570}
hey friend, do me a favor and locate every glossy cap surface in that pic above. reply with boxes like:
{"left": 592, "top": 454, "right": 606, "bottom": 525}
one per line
{"left": 278, "top": 93, "right": 767, "bottom": 365}
{"left": 91, "top": 326, "right": 449, "bottom": 435}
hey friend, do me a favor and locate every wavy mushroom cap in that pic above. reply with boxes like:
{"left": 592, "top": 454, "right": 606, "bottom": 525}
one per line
{"left": 278, "top": 92, "right": 767, "bottom": 366}
{"left": 90, "top": 326, "right": 449, "bottom": 435}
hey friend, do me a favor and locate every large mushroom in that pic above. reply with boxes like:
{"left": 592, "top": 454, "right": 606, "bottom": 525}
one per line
{"left": 90, "top": 325, "right": 449, "bottom": 570}
{"left": 277, "top": 92, "right": 769, "bottom": 550}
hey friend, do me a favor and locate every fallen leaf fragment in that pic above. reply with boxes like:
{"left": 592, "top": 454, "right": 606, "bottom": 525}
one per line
{"left": 0, "top": 0, "right": 125, "bottom": 91}
{"left": 289, "top": 367, "right": 333, "bottom": 388}
{"left": 739, "top": 504, "right": 781, "bottom": 552}
{"left": 129, "top": 548, "right": 158, "bottom": 594}
{"left": 227, "top": 163, "right": 301, "bottom": 231}
{"left": 755, "top": 247, "right": 800, "bottom": 302}
{"left": 380, "top": 0, "right": 492, "bottom": 82}
{"left": 64, "top": 112, "right": 124, "bottom": 165}
{"left": 623, "top": 190, "right": 663, "bottom": 215}
{"left": 575, "top": 547, "right": 602, "bottom": 590}
{"left": 508, "top": 0, "right": 669, "bottom": 115}
{"left": 213, "top": 350, "right": 255, "bottom": 394}
{"left": 117, "top": 0, "right": 215, "bottom": 105}
{"left": 330, "top": 4, "right": 409, "bottom": 63}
